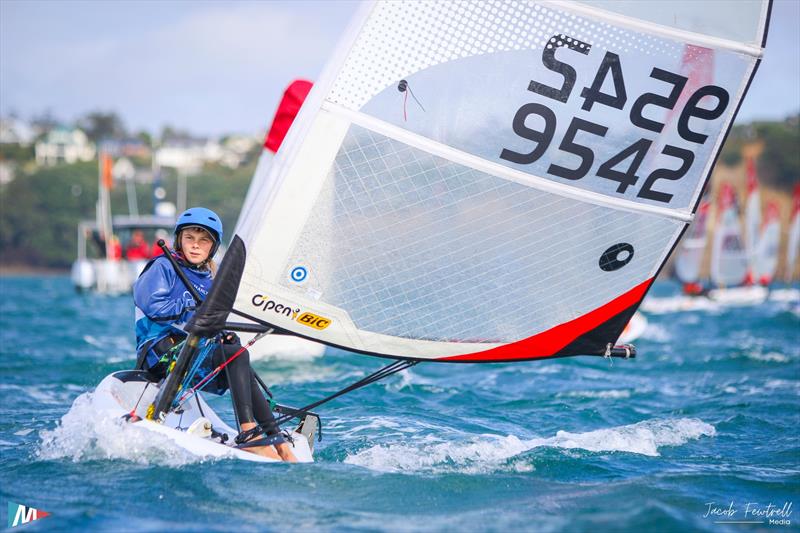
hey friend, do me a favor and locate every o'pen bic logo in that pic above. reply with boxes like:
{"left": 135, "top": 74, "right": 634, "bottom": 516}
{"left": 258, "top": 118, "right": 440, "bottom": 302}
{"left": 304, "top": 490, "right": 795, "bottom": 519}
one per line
{"left": 7, "top": 501, "right": 50, "bottom": 528}
{"left": 251, "top": 294, "right": 333, "bottom": 330}
{"left": 297, "top": 312, "right": 331, "bottom": 330}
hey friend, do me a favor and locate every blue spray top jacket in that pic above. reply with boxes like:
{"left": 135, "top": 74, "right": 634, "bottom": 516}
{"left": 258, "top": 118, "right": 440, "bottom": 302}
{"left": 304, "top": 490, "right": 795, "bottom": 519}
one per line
{"left": 133, "top": 253, "right": 213, "bottom": 368}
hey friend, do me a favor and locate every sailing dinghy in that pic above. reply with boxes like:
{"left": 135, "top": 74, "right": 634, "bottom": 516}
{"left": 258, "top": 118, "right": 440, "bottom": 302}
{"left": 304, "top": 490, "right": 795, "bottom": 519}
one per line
{"left": 743, "top": 157, "right": 762, "bottom": 285}
{"left": 85, "top": 0, "right": 771, "bottom": 462}
{"left": 708, "top": 183, "right": 768, "bottom": 304}
{"left": 753, "top": 201, "right": 781, "bottom": 286}
{"left": 786, "top": 185, "right": 800, "bottom": 282}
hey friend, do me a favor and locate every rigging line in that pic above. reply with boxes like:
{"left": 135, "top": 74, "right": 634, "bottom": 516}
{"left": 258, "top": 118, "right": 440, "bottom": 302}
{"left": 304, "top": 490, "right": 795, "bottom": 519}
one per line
{"left": 274, "top": 359, "right": 419, "bottom": 427}
{"left": 174, "top": 331, "right": 269, "bottom": 409}
{"left": 252, "top": 370, "right": 274, "bottom": 399}
{"left": 236, "top": 360, "right": 418, "bottom": 444}
{"left": 195, "top": 394, "right": 205, "bottom": 417}
{"left": 124, "top": 382, "right": 151, "bottom": 421}
{"left": 179, "top": 339, "right": 214, "bottom": 396}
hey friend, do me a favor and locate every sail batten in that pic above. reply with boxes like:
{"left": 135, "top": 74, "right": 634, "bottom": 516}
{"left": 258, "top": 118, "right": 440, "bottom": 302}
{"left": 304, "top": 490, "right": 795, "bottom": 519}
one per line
{"left": 324, "top": 102, "right": 693, "bottom": 223}
{"left": 550, "top": 1, "right": 766, "bottom": 57}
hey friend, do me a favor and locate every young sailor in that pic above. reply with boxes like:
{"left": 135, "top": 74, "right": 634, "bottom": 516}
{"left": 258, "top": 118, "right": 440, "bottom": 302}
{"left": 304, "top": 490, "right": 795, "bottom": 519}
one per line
{"left": 133, "top": 207, "right": 296, "bottom": 462}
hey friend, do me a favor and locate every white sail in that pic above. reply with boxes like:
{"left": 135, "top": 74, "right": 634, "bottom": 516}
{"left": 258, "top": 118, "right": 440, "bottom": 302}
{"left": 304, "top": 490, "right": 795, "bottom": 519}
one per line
{"left": 711, "top": 183, "right": 748, "bottom": 287}
{"left": 674, "top": 199, "right": 710, "bottom": 284}
{"left": 232, "top": 80, "right": 325, "bottom": 359}
{"left": 234, "top": 80, "right": 313, "bottom": 238}
{"left": 786, "top": 185, "right": 800, "bottom": 281}
{"left": 743, "top": 157, "right": 761, "bottom": 282}
{"left": 221, "top": 0, "right": 770, "bottom": 362}
{"left": 753, "top": 201, "right": 780, "bottom": 285}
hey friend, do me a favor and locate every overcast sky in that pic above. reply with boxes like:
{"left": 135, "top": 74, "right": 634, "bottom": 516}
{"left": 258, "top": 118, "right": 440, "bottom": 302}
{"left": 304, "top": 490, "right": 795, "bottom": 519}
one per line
{"left": 1, "top": 0, "right": 798, "bottom": 137}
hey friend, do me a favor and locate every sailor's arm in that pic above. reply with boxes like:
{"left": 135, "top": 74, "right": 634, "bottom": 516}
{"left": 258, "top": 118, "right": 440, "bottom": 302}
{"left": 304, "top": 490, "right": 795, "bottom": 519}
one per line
{"left": 133, "top": 259, "right": 193, "bottom": 323}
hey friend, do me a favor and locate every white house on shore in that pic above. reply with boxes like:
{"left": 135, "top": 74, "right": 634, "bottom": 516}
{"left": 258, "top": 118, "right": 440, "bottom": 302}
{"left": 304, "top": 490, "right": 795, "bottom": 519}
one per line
{"left": 0, "top": 117, "right": 36, "bottom": 145}
{"left": 154, "top": 135, "right": 257, "bottom": 174}
{"left": 155, "top": 138, "right": 222, "bottom": 175}
{"left": 35, "top": 127, "right": 96, "bottom": 166}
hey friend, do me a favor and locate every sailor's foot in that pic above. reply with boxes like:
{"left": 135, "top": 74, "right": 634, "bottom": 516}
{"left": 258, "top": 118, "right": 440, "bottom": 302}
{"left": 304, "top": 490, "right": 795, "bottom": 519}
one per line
{"left": 243, "top": 443, "right": 282, "bottom": 460}
{"left": 238, "top": 422, "right": 282, "bottom": 461}
{"left": 276, "top": 442, "right": 298, "bottom": 463}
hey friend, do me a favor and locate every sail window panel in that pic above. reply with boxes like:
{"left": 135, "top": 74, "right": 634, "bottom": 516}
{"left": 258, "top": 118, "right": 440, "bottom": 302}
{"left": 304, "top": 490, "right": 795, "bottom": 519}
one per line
{"left": 574, "top": 1, "right": 766, "bottom": 45}
{"left": 328, "top": 1, "right": 756, "bottom": 212}
{"left": 280, "top": 126, "right": 679, "bottom": 344}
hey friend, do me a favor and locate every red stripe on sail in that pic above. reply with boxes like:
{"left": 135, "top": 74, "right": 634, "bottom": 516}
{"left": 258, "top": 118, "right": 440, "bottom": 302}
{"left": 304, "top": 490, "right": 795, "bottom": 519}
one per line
{"left": 441, "top": 278, "right": 652, "bottom": 362}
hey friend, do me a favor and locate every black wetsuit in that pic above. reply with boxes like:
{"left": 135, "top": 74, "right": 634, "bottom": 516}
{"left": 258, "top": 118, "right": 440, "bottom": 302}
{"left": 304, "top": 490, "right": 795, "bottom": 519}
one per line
{"left": 145, "top": 338, "right": 283, "bottom": 442}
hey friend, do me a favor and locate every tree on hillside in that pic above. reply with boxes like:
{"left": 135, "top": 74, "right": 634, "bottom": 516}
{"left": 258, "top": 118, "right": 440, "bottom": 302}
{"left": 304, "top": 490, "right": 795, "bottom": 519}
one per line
{"left": 756, "top": 115, "right": 800, "bottom": 192}
{"left": 136, "top": 130, "right": 153, "bottom": 147}
{"left": 30, "top": 109, "right": 59, "bottom": 132}
{"left": 160, "top": 125, "right": 194, "bottom": 143}
{"left": 77, "top": 111, "right": 127, "bottom": 142}
{"left": 0, "top": 161, "right": 98, "bottom": 266}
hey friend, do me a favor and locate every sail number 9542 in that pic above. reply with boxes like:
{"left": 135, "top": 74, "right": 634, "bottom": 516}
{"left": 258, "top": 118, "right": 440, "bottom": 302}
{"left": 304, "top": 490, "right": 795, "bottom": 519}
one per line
{"left": 499, "top": 34, "right": 730, "bottom": 203}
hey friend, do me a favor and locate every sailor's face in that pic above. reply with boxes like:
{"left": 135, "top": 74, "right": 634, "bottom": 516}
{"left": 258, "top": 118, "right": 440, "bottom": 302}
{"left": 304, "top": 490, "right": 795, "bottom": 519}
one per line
{"left": 180, "top": 227, "right": 214, "bottom": 265}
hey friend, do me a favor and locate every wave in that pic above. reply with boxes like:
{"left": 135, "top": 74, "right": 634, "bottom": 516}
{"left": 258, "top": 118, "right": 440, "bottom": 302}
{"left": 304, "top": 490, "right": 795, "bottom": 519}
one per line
{"left": 0, "top": 383, "right": 81, "bottom": 406}
{"left": 559, "top": 389, "right": 632, "bottom": 399}
{"left": 743, "top": 351, "right": 791, "bottom": 363}
{"left": 344, "top": 418, "right": 715, "bottom": 473}
{"left": 38, "top": 392, "right": 207, "bottom": 466}
{"left": 640, "top": 323, "right": 672, "bottom": 343}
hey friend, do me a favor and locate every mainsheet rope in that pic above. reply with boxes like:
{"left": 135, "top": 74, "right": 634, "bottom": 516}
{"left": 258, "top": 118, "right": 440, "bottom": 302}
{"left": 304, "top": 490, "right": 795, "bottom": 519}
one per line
{"left": 235, "top": 358, "right": 419, "bottom": 445}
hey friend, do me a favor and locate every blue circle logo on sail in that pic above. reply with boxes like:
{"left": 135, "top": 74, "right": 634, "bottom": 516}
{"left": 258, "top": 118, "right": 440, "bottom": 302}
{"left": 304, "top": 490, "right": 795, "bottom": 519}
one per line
{"left": 290, "top": 266, "right": 308, "bottom": 283}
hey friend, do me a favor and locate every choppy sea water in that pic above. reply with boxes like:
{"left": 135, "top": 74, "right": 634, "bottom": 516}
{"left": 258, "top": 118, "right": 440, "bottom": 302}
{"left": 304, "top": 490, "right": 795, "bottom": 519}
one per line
{"left": 1, "top": 275, "right": 798, "bottom": 532}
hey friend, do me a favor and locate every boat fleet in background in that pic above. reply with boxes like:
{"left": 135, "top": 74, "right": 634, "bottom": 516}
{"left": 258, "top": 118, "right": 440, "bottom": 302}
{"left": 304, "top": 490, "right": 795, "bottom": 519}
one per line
{"left": 643, "top": 158, "right": 800, "bottom": 315}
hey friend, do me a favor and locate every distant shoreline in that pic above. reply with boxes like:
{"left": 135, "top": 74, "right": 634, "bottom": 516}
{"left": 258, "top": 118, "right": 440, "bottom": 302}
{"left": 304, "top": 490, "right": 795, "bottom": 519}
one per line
{"left": 0, "top": 264, "right": 69, "bottom": 276}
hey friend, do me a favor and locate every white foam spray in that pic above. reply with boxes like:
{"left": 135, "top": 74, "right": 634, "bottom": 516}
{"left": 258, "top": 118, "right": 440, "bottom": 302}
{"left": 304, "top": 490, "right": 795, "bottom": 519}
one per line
{"left": 344, "top": 418, "right": 716, "bottom": 474}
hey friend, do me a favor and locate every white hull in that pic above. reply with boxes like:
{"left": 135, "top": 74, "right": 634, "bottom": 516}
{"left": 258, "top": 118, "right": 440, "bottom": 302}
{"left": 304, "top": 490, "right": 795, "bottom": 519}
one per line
{"left": 707, "top": 285, "right": 768, "bottom": 306}
{"left": 768, "top": 288, "right": 800, "bottom": 303}
{"left": 642, "top": 285, "right": 772, "bottom": 314}
{"left": 93, "top": 371, "right": 313, "bottom": 463}
{"left": 71, "top": 259, "right": 148, "bottom": 295}
{"left": 640, "top": 295, "right": 720, "bottom": 314}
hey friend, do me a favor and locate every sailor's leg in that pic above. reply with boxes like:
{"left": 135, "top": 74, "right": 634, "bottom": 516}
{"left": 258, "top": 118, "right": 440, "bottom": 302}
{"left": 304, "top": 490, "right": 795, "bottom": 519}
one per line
{"left": 250, "top": 373, "right": 297, "bottom": 463}
{"left": 219, "top": 344, "right": 282, "bottom": 460}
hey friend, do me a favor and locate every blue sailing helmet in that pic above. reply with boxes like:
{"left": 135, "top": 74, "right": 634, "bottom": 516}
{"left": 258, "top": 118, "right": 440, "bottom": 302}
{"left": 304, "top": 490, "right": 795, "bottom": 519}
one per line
{"left": 174, "top": 207, "right": 223, "bottom": 258}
